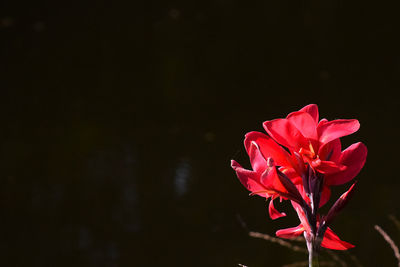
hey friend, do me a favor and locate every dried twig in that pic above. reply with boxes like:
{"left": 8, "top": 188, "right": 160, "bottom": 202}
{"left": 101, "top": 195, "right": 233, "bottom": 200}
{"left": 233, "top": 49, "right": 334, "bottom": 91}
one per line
{"left": 282, "top": 260, "right": 308, "bottom": 267}
{"left": 249, "top": 231, "right": 308, "bottom": 253}
{"left": 389, "top": 215, "right": 400, "bottom": 232}
{"left": 374, "top": 225, "right": 400, "bottom": 267}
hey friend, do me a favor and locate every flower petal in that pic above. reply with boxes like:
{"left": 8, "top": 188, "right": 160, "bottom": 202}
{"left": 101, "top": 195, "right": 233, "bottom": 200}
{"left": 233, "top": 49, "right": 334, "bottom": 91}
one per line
{"left": 263, "top": 119, "right": 308, "bottom": 150}
{"left": 321, "top": 227, "right": 355, "bottom": 250}
{"left": 260, "top": 165, "right": 281, "bottom": 190}
{"left": 231, "top": 160, "right": 266, "bottom": 197}
{"left": 287, "top": 111, "right": 318, "bottom": 140}
{"left": 276, "top": 225, "right": 304, "bottom": 239}
{"left": 319, "top": 186, "right": 331, "bottom": 208}
{"left": 280, "top": 167, "right": 303, "bottom": 185}
{"left": 324, "top": 183, "right": 357, "bottom": 226}
{"left": 313, "top": 160, "right": 347, "bottom": 175}
{"left": 274, "top": 169, "right": 304, "bottom": 204}
{"left": 300, "top": 104, "right": 319, "bottom": 123}
{"left": 246, "top": 140, "right": 269, "bottom": 173}
{"left": 317, "top": 119, "right": 360, "bottom": 145}
{"left": 291, "top": 201, "right": 312, "bottom": 233}
{"left": 244, "top": 131, "right": 292, "bottom": 168}
{"left": 318, "top": 139, "right": 342, "bottom": 162}
{"left": 268, "top": 198, "right": 286, "bottom": 220}
{"left": 325, "top": 142, "right": 367, "bottom": 186}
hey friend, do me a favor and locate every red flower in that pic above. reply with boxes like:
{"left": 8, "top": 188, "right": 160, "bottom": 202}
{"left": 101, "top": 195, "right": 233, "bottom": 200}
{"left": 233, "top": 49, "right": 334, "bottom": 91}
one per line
{"left": 262, "top": 104, "right": 367, "bottom": 187}
{"left": 234, "top": 104, "right": 367, "bottom": 207}
{"left": 231, "top": 104, "right": 367, "bottom": 251}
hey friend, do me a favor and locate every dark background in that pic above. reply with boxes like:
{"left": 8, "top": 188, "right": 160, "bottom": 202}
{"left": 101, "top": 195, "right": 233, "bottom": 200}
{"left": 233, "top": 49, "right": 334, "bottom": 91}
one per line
{"left": 1, "top": 1, "right": 399, "bottom": 266}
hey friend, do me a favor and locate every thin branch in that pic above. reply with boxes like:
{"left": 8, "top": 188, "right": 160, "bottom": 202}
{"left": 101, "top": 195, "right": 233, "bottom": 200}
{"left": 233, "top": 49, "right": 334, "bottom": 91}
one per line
{"left": 282, "top": 260, "right": 308, "bottom": 267}
{"left": 374, "top": 225, "right": 400, "bottom": 267}
{"left": 389, "top": 215, "right": 400, "bottom": 232}
{"left": 249, "top": 231, "right": 308, "bottom": 253}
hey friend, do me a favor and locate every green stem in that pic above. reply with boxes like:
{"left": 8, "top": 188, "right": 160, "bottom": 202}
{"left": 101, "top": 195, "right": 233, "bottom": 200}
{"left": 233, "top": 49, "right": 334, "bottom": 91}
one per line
{"left": 306, "top": 236, "right": 320, "bottom": 267}
{"left": 309, "top": 250, "right": 319, "bottom": 267}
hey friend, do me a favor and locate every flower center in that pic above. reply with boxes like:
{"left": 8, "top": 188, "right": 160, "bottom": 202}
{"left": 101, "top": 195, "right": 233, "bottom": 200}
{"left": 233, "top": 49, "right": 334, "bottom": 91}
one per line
{"left": 299, "top": 142, "right": 321, "bottom": 168}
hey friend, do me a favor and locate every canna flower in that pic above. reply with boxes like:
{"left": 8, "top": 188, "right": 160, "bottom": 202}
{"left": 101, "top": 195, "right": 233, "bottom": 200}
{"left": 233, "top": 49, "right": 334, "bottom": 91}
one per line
{"left": 234, "top": 104, "right": 367, "bottom": 208}
{"left": 263, "top": 104, "right": 367, "bottom": 188}
{"left": 231, "top": 104, "right": 367, "bottom": 253}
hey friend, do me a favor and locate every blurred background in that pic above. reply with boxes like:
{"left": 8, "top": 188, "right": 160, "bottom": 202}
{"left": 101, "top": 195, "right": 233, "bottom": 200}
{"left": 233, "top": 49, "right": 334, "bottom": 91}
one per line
{"left": 1, "top": 0, "right": 399, "bottom": 266}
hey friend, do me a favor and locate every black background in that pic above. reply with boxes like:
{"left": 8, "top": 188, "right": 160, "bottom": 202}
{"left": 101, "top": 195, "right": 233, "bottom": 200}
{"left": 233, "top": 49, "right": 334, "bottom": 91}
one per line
{"left": 1, "top": 0, "right": 400, "bottom": 266}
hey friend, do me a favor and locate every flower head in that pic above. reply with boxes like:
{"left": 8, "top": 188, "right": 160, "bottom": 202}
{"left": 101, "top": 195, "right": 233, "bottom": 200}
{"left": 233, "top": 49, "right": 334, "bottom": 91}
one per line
{"left": 231, "top": 104, "right": 367, "bottom": 251}
{"left": 262, "top": 104, "right": 367, "bottom": 187}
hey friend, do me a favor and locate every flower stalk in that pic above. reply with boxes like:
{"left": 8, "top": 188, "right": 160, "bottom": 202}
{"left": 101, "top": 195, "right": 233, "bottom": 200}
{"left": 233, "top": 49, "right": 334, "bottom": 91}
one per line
{"left": 306, "top": 237, "right": 320, "bottom": 267}
{"left": 303, "top": 168, "right": 322, "bottom": 267}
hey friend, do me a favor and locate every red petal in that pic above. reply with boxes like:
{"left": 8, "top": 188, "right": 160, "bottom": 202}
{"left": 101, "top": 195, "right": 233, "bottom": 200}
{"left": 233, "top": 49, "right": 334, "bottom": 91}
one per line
{"left": 318, "top": 139, "right": 342, "bottom": 162}
{"left": 280, "top": 167, "right": 303, "bottom": 185}
{"left": 263, "top": 119, "right": 308, "bottom": 150}
{"left": 295, "top": 183, "right": 309, "bottom": 203}
{"left": 260, "top": 167, "right": 289, "bottom": 195}
{"left": 321, "top": 227, "right": 355, "bottom": 250}
{"left": 231, "top": 160, "right": 266, "bottom": 197}
{"left": 300, "top": 104, "right": 319, "bottom": 123}
{"left": 268, "top": 198, "right": 286, "bottom": 220}
{"left": 276, "top": 225, "right": 304, "bottom": 239}
{"left": 317, "top": 119, "right": 360, "bottom": 145}
{"left": 287, "top": 111, "right": 318, "bottom": 140}
{"left": 313, "top": 160, "right": 347, "bottom": 174}
{"left": 291, "top": 201, "right": 312, "bottom": 233}
{"left": 325, "top": 142, "right": 367, "bottom": 186}
{"left": 318, "top": 118, "right": 328, "bottom": 126}
{"left": 244, "top": 132, "right": 292, "bottom": 168}
{"left": 246, "top": 140, "right": 269, "bottom": 173}
{"left": 324, "top": 183, "right": 357, "bottom": 226}
{"left": 319, "top": 186, "right": 331, "bottom": 208}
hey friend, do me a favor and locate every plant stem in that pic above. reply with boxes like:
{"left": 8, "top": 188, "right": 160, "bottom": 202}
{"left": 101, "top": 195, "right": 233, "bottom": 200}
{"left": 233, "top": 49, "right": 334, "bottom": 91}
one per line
{"left": 309, "top": 250, "right": 319, "bottom": 267}
{"left": 306, "top": 236, "right": 320, "bottom": 267}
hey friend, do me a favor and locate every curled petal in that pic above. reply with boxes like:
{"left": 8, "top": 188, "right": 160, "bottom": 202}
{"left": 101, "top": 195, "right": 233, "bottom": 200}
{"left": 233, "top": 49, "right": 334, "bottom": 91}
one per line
{"left": 276, "top": 225, "right": 305, "bottom": 239}
{"left": 318, "top": 118, "right": 328, "bottom": 127}
{"left": 325, "top": 142, "right": 367, "bottom": 186}
{"left": 263, "top": 119, "right": 308, "bottom": 150}
{"left": 287, "top": 111, "right": 318, "bottom": 140}
{"left": 247, "top": 140, "right": 269, "bottom": 173}
{"left": 317, "top": 119, "right": 360, "bottom": 145}
{"left": 231, "top": 160, "right": 266, "bottom": 197}
{"left": 244, "top": 131, "right": 292, "bottom": 168}
{"left": 268, "top": 198, "right": 286, "bottom": 220}
{"left": 300, "top": 104, "right": 319, "bottom": 123}
{"left": 321, "top": 227, "right": 355, "bottom": 250}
